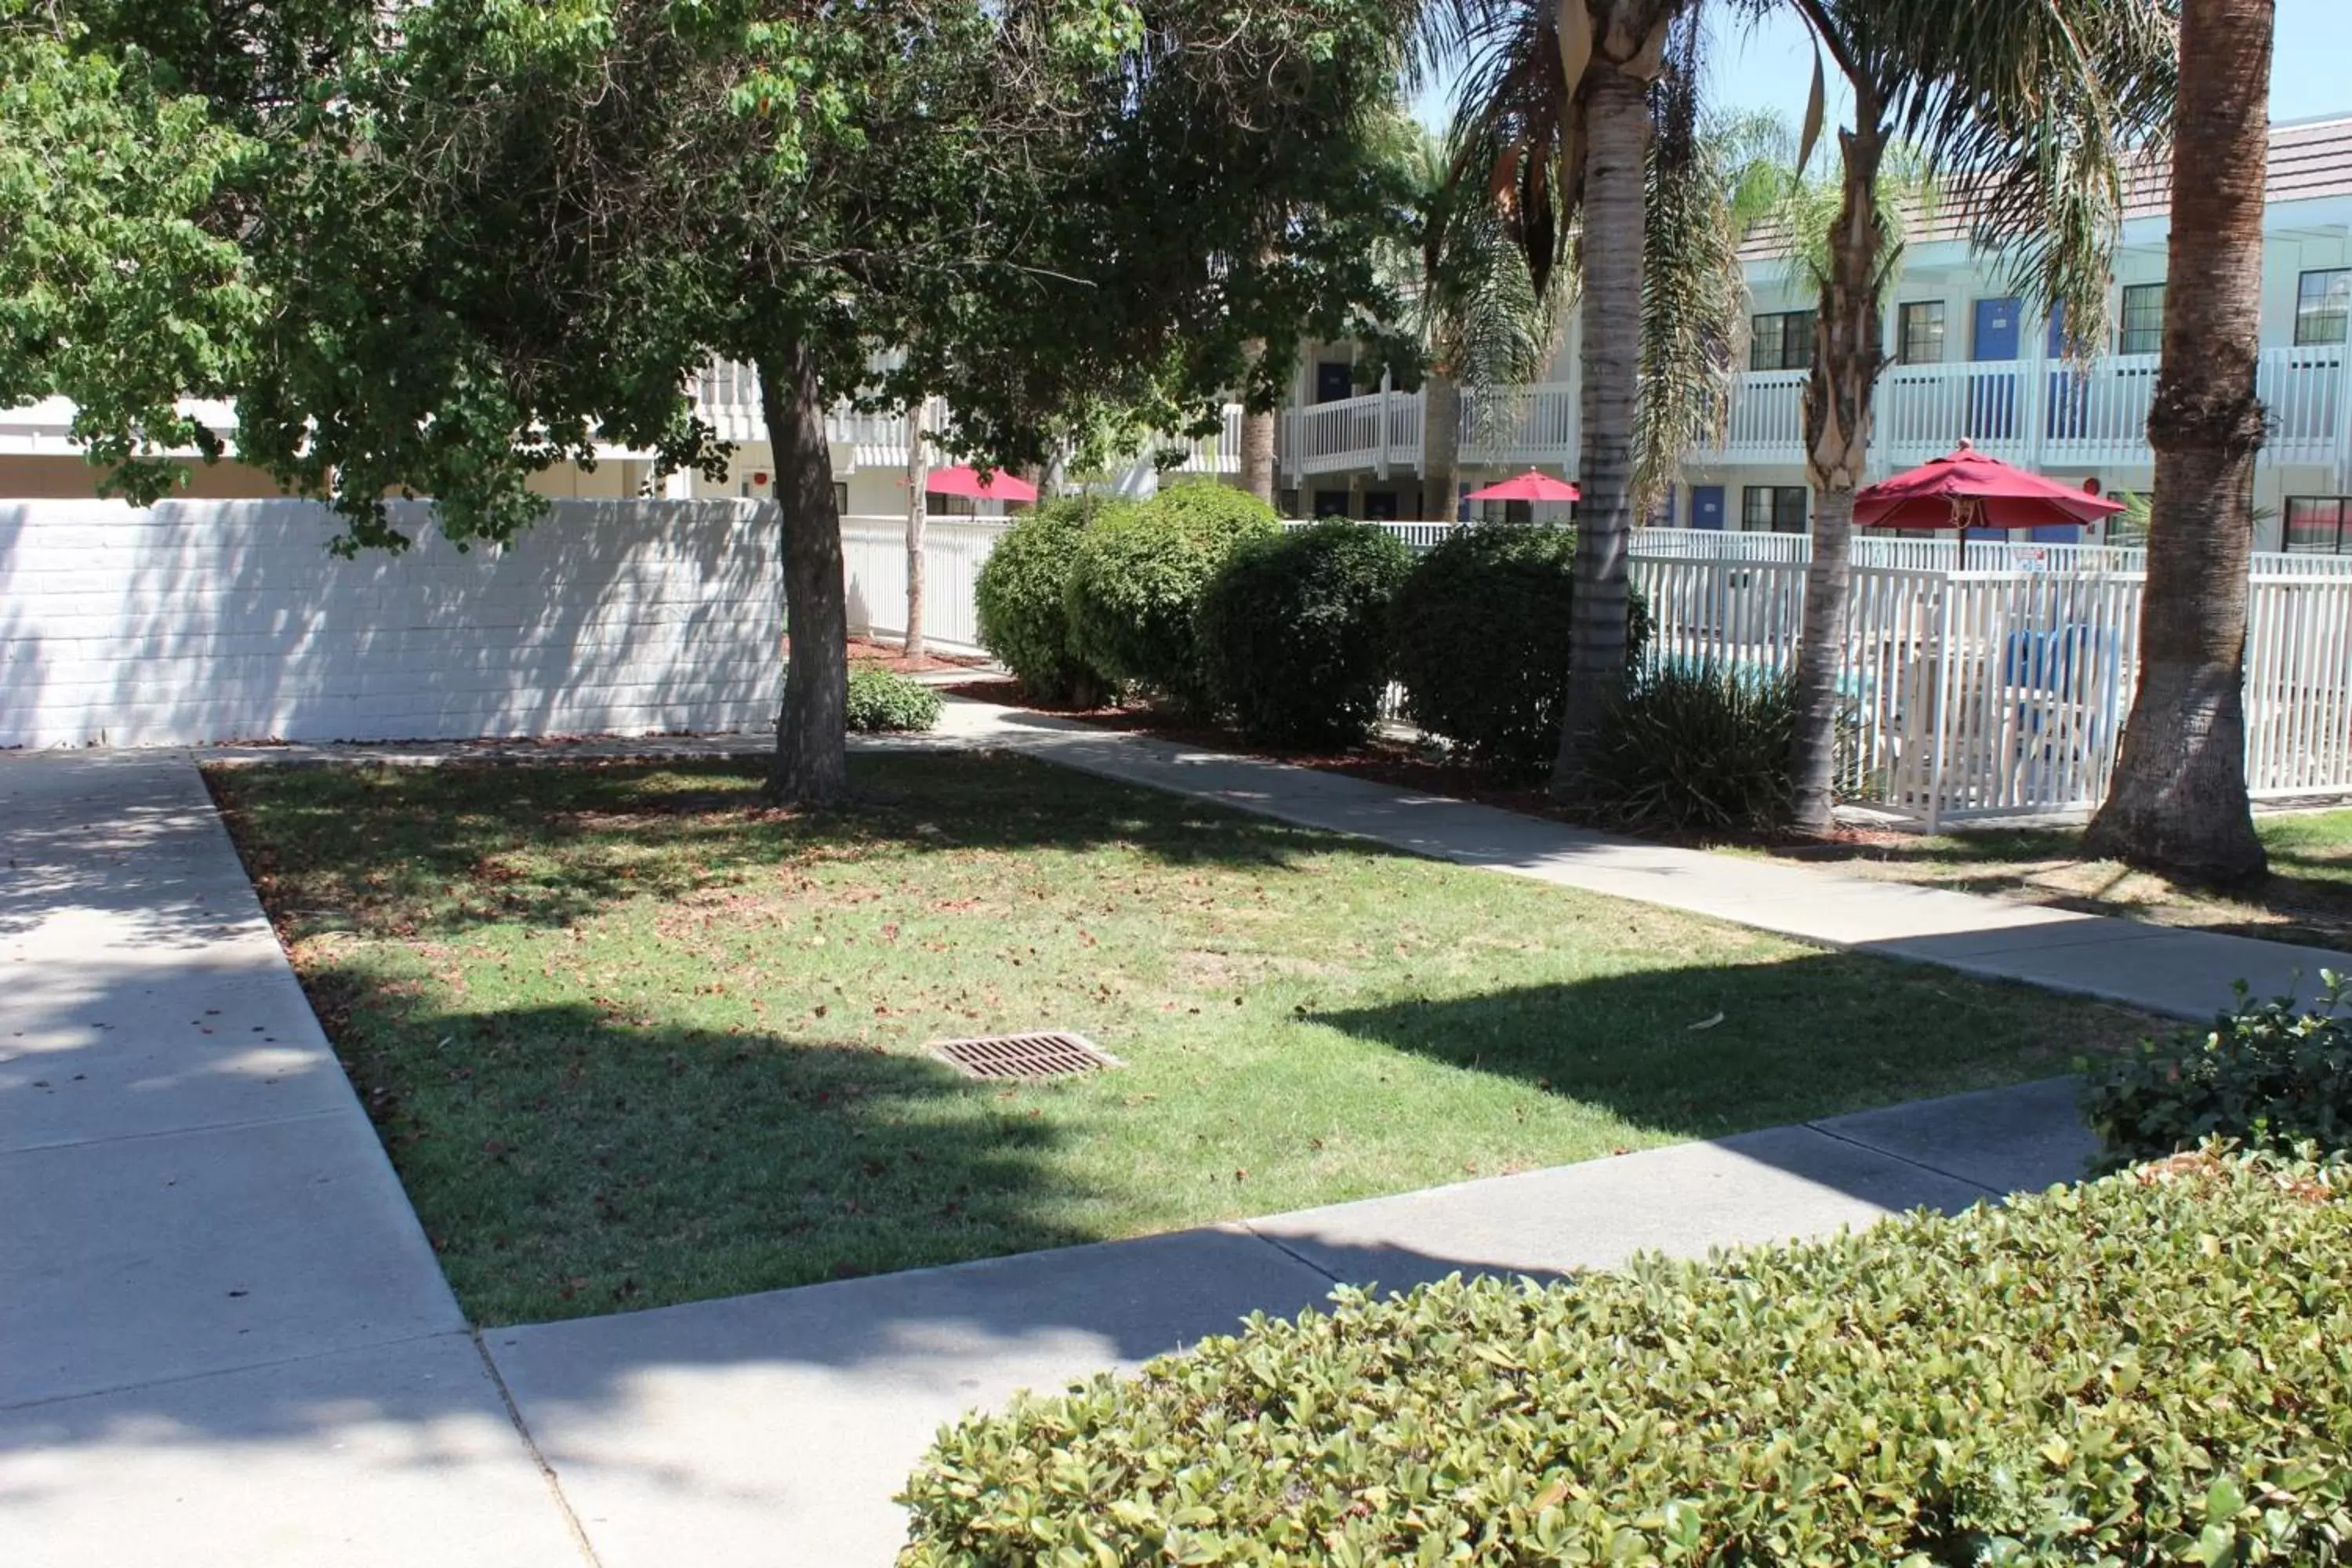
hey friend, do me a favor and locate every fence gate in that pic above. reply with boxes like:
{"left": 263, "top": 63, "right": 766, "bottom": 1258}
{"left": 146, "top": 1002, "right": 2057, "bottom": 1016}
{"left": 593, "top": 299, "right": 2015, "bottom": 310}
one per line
{"left": 1916, "top": 572, "right": 2143, "bottom": 826}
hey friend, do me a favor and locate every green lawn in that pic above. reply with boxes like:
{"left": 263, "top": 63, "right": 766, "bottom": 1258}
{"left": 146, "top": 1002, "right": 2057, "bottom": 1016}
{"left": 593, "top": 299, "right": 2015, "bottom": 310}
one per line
{"left": 209, "top": 753, "right": 2155, "bottom": 1326}
{"left": 1762, "top": 810, "right": 2352, "bottom": 952}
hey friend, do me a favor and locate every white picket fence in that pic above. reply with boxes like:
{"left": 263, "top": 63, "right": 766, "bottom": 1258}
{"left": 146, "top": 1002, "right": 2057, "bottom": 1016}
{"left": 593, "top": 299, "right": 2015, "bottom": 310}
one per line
{"left": 829, "top": 511, "right": 2351, "bottom": 825}
{"left": 840, "top": 515, "right": 1005, "bottom": 650}
{"left": 1628, "top": 535, "right": 2352, "bottom": 824}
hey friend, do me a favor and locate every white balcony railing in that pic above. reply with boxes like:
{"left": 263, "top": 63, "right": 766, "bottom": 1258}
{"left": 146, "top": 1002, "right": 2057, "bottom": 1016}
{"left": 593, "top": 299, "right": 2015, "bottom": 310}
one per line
{"left": 688, "top": 361, "right": 1240, "bottom": 476}
{"left": 1461, "top": 382, "right": 1578, "bottom": 466}
{"left": 1283, "top": 387, "right": 1423, "bottom": 477}
{"left": 1272, "top": 344, "right": 2351, "bottom": 483}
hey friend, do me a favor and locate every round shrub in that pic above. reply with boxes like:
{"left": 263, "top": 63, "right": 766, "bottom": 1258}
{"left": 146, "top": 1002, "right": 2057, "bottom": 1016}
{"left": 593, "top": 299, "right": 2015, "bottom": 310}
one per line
{"left": 842, "top": 667, "right": 941, "bottom": 732}
{"left": 973, "top": 496, "right": 1127, "bottom": 703}
{"left": 1196, "top": 520, "right": 1416, "bottom": 748}
{"left": 2084, "top": 976, "right": 2352, "bottom": 1171}
{"left": 1390, "top": 525, "right": 1649, "bottom": 779}
{"left": 902, "top": 1150, "right": 2352, "bottom": 1565}
{"left": 1579, "top": 662, "right": 1798, "bottom": 832}
{"left": 1063, "top": 484, "right": 1280, "bottom": 710}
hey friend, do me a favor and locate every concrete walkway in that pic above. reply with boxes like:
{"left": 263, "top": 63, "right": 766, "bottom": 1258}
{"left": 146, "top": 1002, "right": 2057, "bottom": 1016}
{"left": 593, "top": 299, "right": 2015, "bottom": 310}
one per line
{"left": 941, "top": 700, "right": 2351, "bottom": 1020}
{"left": 482, "top": 1076, "right": 2090, "bottom": 1565}
{"left": 0, "top": 753, "right": 583, "bottom": 1567}
{"left": 200, "top": 696, "right": 2350, "bottom": 1019}
{"left": 16, "top": 715, "right": 2347, "bottom": 1565}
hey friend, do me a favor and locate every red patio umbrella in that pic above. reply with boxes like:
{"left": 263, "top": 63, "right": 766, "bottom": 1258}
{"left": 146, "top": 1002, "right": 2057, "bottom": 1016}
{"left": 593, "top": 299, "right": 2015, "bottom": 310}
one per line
{"left": 926, "top": 464, "right": 1039, "bottom": 503}
{"left": 1855, "top": 441, "right": 2122, "bottom": 531}
{"left": 1465, "top": 470, "right": 1581, "bottom": 503}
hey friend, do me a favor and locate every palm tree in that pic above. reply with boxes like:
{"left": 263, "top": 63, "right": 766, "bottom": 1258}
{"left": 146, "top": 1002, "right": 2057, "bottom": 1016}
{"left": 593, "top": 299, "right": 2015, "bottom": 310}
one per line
{"left": 1764, "top": 0, "right": 2178, "bottom": 834}
{"left": 1405, "top": 134, "right": 1563, "bottom": 523}
{"left": 1428, "top": 0, "right": 1699, "bottom": 796}
{"left": 1632, "top": 104, "right": 1793, "bottom": 517}
{"left": 2083, "top": 0, "right": 2271, "bottom": 885}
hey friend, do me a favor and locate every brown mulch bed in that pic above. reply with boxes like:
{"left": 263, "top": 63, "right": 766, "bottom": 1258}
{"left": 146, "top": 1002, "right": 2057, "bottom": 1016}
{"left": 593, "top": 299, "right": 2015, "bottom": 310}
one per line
{"left": 831, "top": 635, "right": 989, "bottom": 675}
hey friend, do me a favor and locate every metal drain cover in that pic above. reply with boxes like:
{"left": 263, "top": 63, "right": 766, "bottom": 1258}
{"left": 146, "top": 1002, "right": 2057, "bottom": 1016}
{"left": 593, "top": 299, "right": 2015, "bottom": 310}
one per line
{"left": 927, "top": 1031, "right": 1122, "bottom": 1081}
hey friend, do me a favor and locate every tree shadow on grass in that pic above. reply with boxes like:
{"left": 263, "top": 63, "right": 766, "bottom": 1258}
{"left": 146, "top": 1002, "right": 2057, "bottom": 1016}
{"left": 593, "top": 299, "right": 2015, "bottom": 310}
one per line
{"left": 1775, "top": 824, "right": 2352, "bottom": 948}
{"left": 299, "top": 981, "right": 1103, "bottom": 1328}
{"left": 1302, "top": 953, "right": 2126, "bottom": 1146}
{"left": 203, "top": 748, "right": 1387, "bottom": 946}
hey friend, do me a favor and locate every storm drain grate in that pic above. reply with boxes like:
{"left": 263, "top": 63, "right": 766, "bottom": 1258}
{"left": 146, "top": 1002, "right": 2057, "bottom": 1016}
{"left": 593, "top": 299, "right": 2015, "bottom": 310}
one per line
{"left": 927, "top": 1031, "right": 1122, "bottom": 1081}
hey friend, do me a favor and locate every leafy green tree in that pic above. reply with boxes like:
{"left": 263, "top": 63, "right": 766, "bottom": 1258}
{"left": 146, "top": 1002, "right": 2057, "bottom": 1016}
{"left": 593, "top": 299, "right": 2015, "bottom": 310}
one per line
{"left": 0, "top": 3, "right": 262, "bottom": 499}
{"left": 14, "top": 0, "right": 1414, "bottom": 804}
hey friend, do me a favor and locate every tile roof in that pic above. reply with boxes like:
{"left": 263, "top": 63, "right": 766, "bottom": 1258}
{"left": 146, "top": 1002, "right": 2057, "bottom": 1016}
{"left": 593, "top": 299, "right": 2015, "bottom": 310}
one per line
{"left": 1737, "top": 114, "right": 2352, "bottom": 263}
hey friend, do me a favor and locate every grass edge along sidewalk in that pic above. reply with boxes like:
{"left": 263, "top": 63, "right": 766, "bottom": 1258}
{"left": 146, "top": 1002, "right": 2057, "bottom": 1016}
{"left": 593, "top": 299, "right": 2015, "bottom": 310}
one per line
{"left": 206, "top": 749, "right": 2158, "bottom": 1326}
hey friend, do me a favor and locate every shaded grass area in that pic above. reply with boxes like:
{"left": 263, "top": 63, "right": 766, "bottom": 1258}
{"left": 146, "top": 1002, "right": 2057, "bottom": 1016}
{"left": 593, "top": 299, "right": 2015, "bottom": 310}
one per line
{"left": 1761, "top": 810, "right": 2352, "bottom": 951}
{"left": 208, "top": 753, "right": 2156, "bottom": 1326}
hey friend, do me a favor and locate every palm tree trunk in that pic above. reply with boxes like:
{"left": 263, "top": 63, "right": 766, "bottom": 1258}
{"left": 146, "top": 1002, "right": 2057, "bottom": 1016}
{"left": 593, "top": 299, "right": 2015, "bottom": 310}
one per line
{"left": 2085, "top": 0, "right": 2272, "bottom": 886}
{"left": 757, "top": 342, "right": 851, "bottom": 806}
{"left": 1550, "top": 63, "right": 1650, "bottom": 795}
{"left": 903, "top": 396, "right": 929, "bottom": 660}
{"left": 1788, "top": 118, "right": 1889, "bottom": 833}
{"left": 1422, "top": 374, "right": 1462, "bottom": 521}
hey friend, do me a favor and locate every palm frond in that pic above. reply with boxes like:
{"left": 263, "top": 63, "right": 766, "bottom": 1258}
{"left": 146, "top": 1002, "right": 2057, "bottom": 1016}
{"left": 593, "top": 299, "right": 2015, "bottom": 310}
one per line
{"left": 1634, "top": 19, "right": 1773, "bottom": 515}
{"left": 1798, "top": 0, "right": 2177, "bottom": 357}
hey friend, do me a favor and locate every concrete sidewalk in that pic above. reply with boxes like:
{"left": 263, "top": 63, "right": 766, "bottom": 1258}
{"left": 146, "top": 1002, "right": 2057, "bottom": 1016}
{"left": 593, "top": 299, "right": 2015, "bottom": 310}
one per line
{"left": 0, "top": 753, "right": 583, "bottom": 1568}
{"left": 949, "top": 700, "right": 2350, "bottom": 1021}
{"left": 14, "top": 716, "right": 2340, "bottom": 1566}
{"left": 484, "top": 1076, "right": 2092, "bottom": 1565}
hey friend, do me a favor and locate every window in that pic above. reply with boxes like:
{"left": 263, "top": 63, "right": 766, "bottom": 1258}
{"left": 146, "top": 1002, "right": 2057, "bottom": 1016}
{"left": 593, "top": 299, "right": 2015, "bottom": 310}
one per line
{"left": 1742, "top": 485, "right": 1807, "bottom": 534}
{"left": 833, "top": 481, "right": 850, "bottom": 518}
{"left": 2118, "top": 283, "right": 2166, "bottom": 355}
{"left": 2284, "top": 496, "right": 2352, "bottom": 554}
{"left": 2295, "top": 269, "right": 2352, "bottom": 347}
{"left": 1897, "top": 301, "right": 1946, "bottom": 365}
{"left": 1750, "top": 310, "right": 1815, "bottom": 372}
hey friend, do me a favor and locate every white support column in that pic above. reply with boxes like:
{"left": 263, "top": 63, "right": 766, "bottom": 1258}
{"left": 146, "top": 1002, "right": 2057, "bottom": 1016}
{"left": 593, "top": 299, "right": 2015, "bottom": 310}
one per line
{"left": 2336, "top": 341, "right": 2352, "bottom": 494}
{"left": 1374, "top": 369, "right": 1392, "bottom": 482}
{"left": 2024, "top": 307, "right": 2052, "bottom": 472}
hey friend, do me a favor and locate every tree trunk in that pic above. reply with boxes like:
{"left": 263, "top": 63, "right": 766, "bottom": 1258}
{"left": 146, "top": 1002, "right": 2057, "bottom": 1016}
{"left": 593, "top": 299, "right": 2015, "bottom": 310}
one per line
{"left": 757, "top": 343, "right": 851, "bottom": 807}
{"left": 1788, "top": 117, "right": 1889, "bottom": 833}
{"left": 1551, "top": 63, "right": 1652, "bottom": 796}
{"left": 903, "top": 396, "right": 929, "bottom": 660}
{"left": 1421, "top": 374, "right": 1462, "bottom": 523}
{"left": 1239, "top": 343, "right": 1278, "bottom": 509}
{"left": 2085, "top": 0, "right": 2272, "bottom": 886}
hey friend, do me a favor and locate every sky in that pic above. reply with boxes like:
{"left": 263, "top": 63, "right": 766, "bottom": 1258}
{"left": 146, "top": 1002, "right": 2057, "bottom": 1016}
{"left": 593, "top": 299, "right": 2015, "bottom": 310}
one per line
{"left": 1416, "top": 0, "right": 2352, "bottom": 135}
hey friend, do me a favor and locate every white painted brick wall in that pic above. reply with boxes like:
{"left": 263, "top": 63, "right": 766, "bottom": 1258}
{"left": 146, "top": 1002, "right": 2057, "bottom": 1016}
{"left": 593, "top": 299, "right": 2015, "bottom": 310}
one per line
{"left": 1, "top": 498, "right": 786, "bottom": 748}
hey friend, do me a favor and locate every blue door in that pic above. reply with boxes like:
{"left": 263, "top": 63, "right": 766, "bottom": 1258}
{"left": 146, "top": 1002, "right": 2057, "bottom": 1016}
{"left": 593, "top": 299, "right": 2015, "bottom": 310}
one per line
{"left": 1690, "top": 485, "right": 1726, "bottom": 530}
{"left": 1315, "top": 361, "right": 1354, "bottom": 404}
{"left": 1969, "top": 297, "right": 2022, "bottom": 445}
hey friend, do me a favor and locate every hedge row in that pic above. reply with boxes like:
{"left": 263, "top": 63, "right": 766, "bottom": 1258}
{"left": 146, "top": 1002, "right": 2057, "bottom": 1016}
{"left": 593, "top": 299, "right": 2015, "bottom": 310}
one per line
{"left": 975, "top": 496, "right": 1647, "bottom": 763}
{"left": 900, "top": 1149, "right": 2352, "bottom": 1565}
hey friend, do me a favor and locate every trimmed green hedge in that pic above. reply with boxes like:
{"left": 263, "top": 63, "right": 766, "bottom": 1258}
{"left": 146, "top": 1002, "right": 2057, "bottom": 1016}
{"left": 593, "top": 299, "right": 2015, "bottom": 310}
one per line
{"left": 1064, "top": 485, "right": 1280, "bottom": 711}
{"left": 974, "top": 496, "right": 1126, "bottom": 703}
{"left": 902, "top": 1151, "right": 2352, "bottom": 1565}
{"left": 844, "top": 667, "right": 942, "bottom": 732}
{"left": 1196, "top": 520, "right": 1417, "bottom": 748}
{"left": 2085, "top": 976, "right": 2352, "bottom": 1171}
{"left": 1391, "top": 525, "right": 1650, "bottom": 779}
